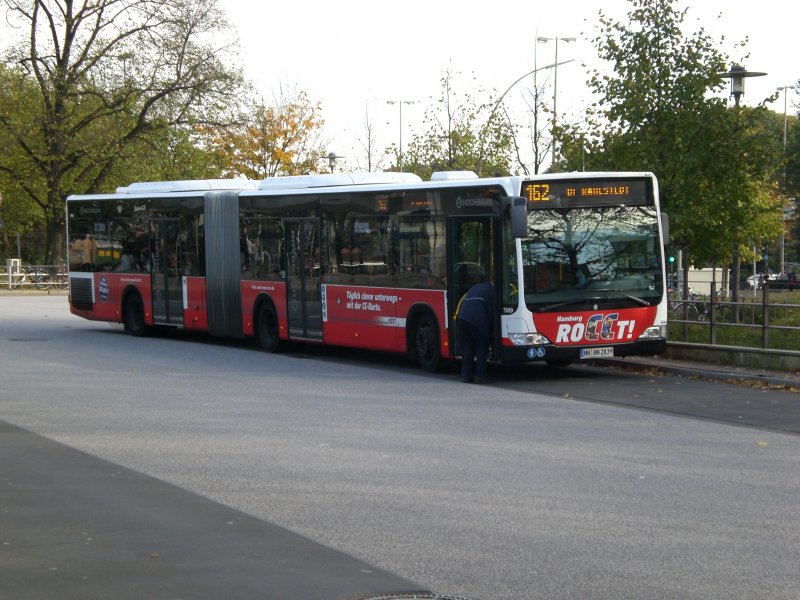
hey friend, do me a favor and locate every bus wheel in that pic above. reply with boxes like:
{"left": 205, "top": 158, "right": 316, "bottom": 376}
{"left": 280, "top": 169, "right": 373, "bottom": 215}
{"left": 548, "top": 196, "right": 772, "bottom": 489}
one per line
{"left": 257, "top": 303, "right": 281, "bottom": 352}
{"left": 414, "top": 313, "right": 442, "bottom": 372}
{"left": 124, "top": 295, "right": 148, "bottom": 337}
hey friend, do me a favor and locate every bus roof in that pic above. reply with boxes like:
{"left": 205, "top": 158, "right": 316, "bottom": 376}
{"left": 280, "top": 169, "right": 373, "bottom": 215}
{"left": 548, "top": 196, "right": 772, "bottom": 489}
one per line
{"left": 115, "top": 179, "right": 260, "bottom": 194}
{"left": 256, "top": 172, "right": 423, "bottom": 190}
{"left": 68, "top": 171, "right": 518, "bottom": 201}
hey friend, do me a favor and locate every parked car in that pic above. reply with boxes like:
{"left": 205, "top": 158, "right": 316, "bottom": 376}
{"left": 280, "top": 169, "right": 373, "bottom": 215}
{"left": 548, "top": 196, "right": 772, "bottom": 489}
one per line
{"left": 747, "top": 273, "right": 779, "bottom": 290}
{"left": 768, "top": 271, "right": 799, "bottom": 291}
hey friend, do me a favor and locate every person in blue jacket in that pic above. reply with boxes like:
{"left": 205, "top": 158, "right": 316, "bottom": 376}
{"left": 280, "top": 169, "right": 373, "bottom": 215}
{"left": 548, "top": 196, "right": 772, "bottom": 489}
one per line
{"left": 456, "top": 277, "right": 495, "bottom": 384}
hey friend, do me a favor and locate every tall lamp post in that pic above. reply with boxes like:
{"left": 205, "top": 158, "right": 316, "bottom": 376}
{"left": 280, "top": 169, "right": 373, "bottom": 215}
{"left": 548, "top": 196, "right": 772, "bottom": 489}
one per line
{"left": 536, "top": 35, "right": 575, "bottom": 165}
{"left": 778, "top": 85, "right": 791, "bottom": 190}
{"left": 387, "top": 99, "right": 415, "bottom": 172}
{"left": 778, "top": 85, "right": 791, "bottom": 271}
{"left": 718, "top": 63, "right": 767, "bottom": 320}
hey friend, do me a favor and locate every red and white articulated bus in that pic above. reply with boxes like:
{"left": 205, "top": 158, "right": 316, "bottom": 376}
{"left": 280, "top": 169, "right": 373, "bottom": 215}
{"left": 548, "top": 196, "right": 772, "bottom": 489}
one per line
{"left": 66, "top": 170, "right": 668, "bottom": 371}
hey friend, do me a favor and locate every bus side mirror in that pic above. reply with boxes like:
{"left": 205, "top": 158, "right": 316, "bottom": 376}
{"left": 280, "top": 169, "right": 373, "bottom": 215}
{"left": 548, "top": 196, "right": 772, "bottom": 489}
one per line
{"left": 510, "top": 196, "right": 527, "bottom": 238}
{"left": 660, "top": 212, "right": 670, "bottom": 245}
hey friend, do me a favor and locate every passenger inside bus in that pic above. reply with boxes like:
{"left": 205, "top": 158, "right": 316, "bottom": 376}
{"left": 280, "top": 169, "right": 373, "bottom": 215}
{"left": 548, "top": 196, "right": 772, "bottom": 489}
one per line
{"left": 80, "top": 234, "right": 96, "bottom": 272}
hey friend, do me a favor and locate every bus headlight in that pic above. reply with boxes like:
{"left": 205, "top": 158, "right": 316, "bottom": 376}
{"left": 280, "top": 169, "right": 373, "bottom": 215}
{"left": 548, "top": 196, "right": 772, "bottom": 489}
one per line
{"left": 638, "top": 325, "right": 666, "bottom": 339}
{"left": 509, "top": 332, "right": 551, "bottom": 346}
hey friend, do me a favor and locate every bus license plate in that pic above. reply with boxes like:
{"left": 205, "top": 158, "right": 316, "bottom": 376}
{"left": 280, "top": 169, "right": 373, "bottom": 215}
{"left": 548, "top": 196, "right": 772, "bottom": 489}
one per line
{"left": 580, "top": 347, "right": 614, "bottom": 359}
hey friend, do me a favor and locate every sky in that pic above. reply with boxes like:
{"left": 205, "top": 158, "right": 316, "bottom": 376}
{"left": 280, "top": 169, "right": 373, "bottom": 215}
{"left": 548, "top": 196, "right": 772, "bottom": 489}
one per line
{"left": 0, "top": 1, "right": 794, "bottom": 174}
{"left": 218, "top": 0, "right": 799, "bottom": 173}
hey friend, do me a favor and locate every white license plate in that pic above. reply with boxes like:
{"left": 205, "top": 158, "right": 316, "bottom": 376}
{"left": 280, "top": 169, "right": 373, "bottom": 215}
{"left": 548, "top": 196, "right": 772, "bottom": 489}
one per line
{"left": 579, "top": 347, "right": 614, "bottom": 359}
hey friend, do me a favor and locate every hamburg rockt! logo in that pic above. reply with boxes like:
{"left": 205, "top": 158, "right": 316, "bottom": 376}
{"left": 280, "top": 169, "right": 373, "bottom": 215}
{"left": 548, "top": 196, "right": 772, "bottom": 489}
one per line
{"left": 553, "top": 313, "right": 637, "bottom": 343}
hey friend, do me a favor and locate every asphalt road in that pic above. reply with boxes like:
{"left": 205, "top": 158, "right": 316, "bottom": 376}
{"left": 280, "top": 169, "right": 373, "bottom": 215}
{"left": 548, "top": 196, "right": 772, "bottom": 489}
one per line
{"left": 1, "top": 295, "right": 799, "bottom": 600}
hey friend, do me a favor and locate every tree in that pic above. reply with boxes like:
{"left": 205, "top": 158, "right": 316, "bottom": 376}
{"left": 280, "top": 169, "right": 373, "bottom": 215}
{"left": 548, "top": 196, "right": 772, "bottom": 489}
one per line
{"left": 400, "top": 70, "right": 516, "bottom": 179}
{"left": 353, "top": 101, "right": 388, "bottom": 173}
{"left": 784, "top": 83, "right": 800, "bottom": 265}
{"left": 0, "top": 0, "right": 243, "bottom": 261}
{"left": 520, "top": 74, "right": 554, "bottom": 175}
{"left": 559, "top": 0, "right": 784, "bottom": 275}
{"left": 202, "top": 89, "right": 327, "bottom": 179}
{"left": 788, "top": 84, "right": 800, "bottom": 198}
{"left": 0, "top": 65, "right": 43, "bottom": 258}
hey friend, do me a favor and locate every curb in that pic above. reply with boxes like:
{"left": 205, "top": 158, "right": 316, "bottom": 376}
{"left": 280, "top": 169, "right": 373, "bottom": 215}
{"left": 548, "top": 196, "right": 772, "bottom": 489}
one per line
{"left": 592, "top": 357, "right": 800, "bottom": 390}
{"left": 0, "top": 289, "right": 68, "bottom": 295}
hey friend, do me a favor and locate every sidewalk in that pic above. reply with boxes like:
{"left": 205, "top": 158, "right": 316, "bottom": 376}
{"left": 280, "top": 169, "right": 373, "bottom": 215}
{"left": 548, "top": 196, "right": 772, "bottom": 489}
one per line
{"left": 594, "top": 354, "right": 800, "bottom": 390}
{"left": 0, "top": 420, "right": 426, "bottom": 600}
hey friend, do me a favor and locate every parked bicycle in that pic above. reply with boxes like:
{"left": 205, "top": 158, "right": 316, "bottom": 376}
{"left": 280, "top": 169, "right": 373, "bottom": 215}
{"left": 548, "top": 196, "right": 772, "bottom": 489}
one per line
{"left": 7, "top": 264, "right": 68, "bottom": 289}
{"left": 33, "top": 265, "right": 69, "bottom": 290}
{"left": 8, "top": 265, "right": 49, "bottom": 289}
{"left": 704, "top": 295, "right": 732, "bottom": 323}
{"left": 668, "top": 289, "right": 706, "bottom": 321}
{"left": 669, "top": 298, "right": 702, "bottom": 321}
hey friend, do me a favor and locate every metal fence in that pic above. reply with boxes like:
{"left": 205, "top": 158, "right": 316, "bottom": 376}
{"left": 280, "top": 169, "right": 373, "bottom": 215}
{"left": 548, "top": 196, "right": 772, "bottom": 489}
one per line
{"left": 668, "top": 281, "right": 800, "bottom": 353}
{"left": 2, "top": 259, "right": 69, "bottom": 290}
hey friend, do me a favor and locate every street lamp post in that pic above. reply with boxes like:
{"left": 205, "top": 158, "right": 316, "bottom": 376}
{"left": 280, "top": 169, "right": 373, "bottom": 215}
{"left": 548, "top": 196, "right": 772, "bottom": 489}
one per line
{"left": 537, "top": 35, "right": 575, "bottom": 165}
{"left": 387, "top": 99, "right": 415, "bottom": 172}
{"left": 479, "top": 58, "right": 574, "bottom": 175}
{"left": 778, "top": 85, "right": 791, "bottom": 189}
{"left": 717, "top": 63, "right": 767, "bottom": 320}
{"left": 778, "top": 85, "right": 792, "bottom": 272}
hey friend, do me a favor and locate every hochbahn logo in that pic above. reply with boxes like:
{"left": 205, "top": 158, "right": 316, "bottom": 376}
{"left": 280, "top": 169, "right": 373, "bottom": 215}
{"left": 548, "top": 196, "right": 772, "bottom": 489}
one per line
{"left": 456, "top": 196, "right": 494, "bottom": 209}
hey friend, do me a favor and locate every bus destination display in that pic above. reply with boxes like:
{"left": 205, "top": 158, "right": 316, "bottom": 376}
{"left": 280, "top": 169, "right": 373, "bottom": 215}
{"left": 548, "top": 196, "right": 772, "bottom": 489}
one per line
{"left": 522, "top": 178, "right": 650, "bottom": 208}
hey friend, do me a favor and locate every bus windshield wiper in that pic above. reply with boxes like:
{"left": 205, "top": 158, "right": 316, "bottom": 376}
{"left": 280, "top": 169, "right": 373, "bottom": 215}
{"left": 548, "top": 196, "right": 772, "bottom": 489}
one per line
{"left": 537, "top": 297, "right": 604, "bottom": 312}
{"left": 581, "top": 288, "right": 651, "bottom": 306}
{"left": 537, "top": 291, "right": 651, "bottom": 312}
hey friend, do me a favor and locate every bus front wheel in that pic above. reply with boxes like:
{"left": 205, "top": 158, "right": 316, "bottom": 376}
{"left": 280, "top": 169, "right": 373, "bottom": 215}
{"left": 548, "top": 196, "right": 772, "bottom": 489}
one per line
{"left": 257, "top": 302, "right": 282, "bottom": 353}
{"left": 413, "top": 313, "right": 442, "bottom": 373}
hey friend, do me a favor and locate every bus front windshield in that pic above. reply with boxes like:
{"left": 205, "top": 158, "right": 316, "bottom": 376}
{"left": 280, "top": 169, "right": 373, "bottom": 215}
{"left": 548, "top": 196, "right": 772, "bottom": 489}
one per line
{"left": 521, "top": 205, "right": 664, "bottom": 312}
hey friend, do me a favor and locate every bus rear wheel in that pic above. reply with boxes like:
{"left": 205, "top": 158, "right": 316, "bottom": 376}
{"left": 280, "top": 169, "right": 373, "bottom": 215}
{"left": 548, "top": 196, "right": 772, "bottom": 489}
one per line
{"left": 257, "top": 302, "right": 282, "bottom": 352}
{"left": 124, "top": 294, "right": 148, "bottom": 337}
{"left": 413, "top": 313, "right": 442, "bottom": 372}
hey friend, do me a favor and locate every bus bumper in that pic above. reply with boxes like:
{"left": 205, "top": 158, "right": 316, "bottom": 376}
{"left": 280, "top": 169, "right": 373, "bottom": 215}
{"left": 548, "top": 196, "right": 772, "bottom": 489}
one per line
{"left": 499, "top": 338, "right": 667, "bottom": 364}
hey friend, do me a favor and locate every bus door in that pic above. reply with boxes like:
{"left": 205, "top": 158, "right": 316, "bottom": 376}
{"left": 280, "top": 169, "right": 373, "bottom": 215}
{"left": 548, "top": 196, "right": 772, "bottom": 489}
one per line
{"left": 149, "top": 218, "right": 183, "bottom": 325}
{"left": 285, "top": 219, "right": 323, "bottom": 340}
{"left": 447, "top": 216, "right": 501, "bottom": 357}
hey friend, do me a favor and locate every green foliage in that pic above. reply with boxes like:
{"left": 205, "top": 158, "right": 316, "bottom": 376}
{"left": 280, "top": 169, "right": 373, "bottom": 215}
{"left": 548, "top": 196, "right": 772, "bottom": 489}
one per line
{"left": 201, "top": 91, "right": 327, "bottom": 179}
{"left": 788, "top": 90, "right": 800, "bottom": 197}
{"left": 559, "top": 0, "right": 785, "bottom": 267}
{"left": 785, "top": 88, "right": 800, "bottom": 264}
{"left": 0, "top": 0, "right": 244, "bottom": 261}
{"left": 0, "top": 65, "right": 45, "bottom": 239}
{"left": 400, "top": 70, "right": 516, "bottom": 179}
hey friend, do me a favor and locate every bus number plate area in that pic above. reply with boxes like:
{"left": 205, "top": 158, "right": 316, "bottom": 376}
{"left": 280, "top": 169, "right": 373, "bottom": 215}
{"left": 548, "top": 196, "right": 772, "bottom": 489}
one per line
{"left": 579, "top": 347, "right": 614, "bottom": 359}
